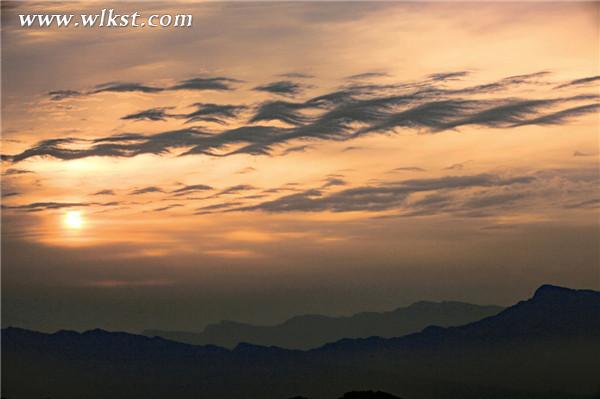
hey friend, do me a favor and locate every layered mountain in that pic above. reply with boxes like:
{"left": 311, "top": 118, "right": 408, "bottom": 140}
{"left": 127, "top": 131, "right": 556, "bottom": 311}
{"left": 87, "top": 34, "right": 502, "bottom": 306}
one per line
{"left": 3, "top": 285, "right": 599, "bottom": 399}
{"left": 143, "top": 300, "right": 504, "bottom": 349}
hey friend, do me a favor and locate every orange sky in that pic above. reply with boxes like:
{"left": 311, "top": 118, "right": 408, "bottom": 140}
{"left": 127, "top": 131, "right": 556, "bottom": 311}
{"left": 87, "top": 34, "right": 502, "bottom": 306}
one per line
{"left": 1, "top": 1, "right": 599, "bottom": 332}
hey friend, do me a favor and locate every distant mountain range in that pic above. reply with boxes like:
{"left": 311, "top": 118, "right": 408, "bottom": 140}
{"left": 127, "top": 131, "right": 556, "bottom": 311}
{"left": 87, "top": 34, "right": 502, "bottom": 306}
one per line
{"left": 143, "top": 300, "right": 504, "bottom": 349}
{"left": 3, "top": 285, "right": 600, "bottom": 399}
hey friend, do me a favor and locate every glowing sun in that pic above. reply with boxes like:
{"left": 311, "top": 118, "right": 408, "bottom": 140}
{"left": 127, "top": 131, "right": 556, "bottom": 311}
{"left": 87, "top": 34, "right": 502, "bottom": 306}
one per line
{"left": 64, "top": 211, "right": 84, "bottom": 229}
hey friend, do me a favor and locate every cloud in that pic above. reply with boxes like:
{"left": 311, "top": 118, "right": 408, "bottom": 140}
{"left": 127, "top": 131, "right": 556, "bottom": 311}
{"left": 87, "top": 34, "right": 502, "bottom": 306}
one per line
{"left": 280, "top": 144, "right": 313, "bottom": 156}
{"left": 428, "top": 71, "right": 469, "bottom": 82}
{"left": 279, "top": 72, "right": 314, "bottom": 79}
{"left": 510, "top": 103, "right": 600, "bottom": 127}
{"left": 93, "top": 82, "right": 163, "bottom": 94}
{"left": 321, "top": 177, "right": 347, "bottom": 188}
{"left": 2, "top": 201, "right": 118, "bottom": 212}
{"left": 3, "top": 128, "right": 210, "bottom": 162}
{"left": 2, "top": 202, "right": 88, "bottom": 211}
{"left": 171, "top": 184, "right": 213, "bottom": 196}
{"left": 195, "top": 201, "right": 243, "bottom": 214}
{"left": 217, "top": 185, "right": 257, "bottom": 196}
{"left": 240, "top": 194, "right": 267, "bottom": 200}
{"left": 152, "top": 204, "right": 184, "bottom": 212}
{"left": 391, "top": 166, "right": 426, "bottom": 172}
{"left": 8, "top": 72, "right": 598, "bottom": 163}
{"left": 130, "top": 186, "right": 164, "bottom": 195}
{"left": 92, "top": 189, "right": 115, "bottom": 196}
{"left": 253, "top": 81, "right": 306, "bottom": 96}
{"left": 346, "top": 72, "right": 389, "bottom": 80}
{"left": 121, "top": 103, "right": 246, "bottom": 125}
{"left": 249, "top": 100, "right": 316, "bottom": 125}
{"left": 2, "top": 192, "right": 20, "bottom": 198}
{"left": 401, "top": 167, "right": 600, "bottom": 217}
{"left": 444, "top": 161, "right": 471, "bottom": 171}
{"left": 451, "top": 71, "right": 552, "bottom": 95}
{"left": 180, "top": 125, "right": 290, "bottom": 157}
{"left": 362, "top": 95, "right": 596, "bottom": 136}
{"left": 49, "top": 76, "right": 240, "bottom": 101}
{"left": 563, "top": 198, "right": 600, "bottom": 209}
{"left": 462, "top": 192, "right": 526, "bottom": 210}
{"left": 121, "top": 107, "right": 174, "bottom": 122}
{"left": 184, "top": 103, "right": 246, "bottom": 124}
{"left": 48, "top": 90, "right": 81, "bottom": 101}
{"left": 169, "top": 76, "right": 240, "bottom": 91}
{"left": 342, "top": 146, "right": 363, "bottom": 152}
{"left": 233, "top": 174, "right": 535, "bottom": 213}
{"left": 573, "top": 150, "right": 596, "bottom": 157}
{"left": 3, "top": 168, "right": 33, "bottom": 176}
{"left": 555, "top": 75, "right": 600, "bottom": 89}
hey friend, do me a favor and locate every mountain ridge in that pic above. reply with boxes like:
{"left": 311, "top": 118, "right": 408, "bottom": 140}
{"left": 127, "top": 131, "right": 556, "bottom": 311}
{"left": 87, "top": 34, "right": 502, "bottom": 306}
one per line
{"left": 3, "top": 285, "right": 599, "bottom": 399}
{"left": 143, "top": 300, "right": 504, "bottom": 350}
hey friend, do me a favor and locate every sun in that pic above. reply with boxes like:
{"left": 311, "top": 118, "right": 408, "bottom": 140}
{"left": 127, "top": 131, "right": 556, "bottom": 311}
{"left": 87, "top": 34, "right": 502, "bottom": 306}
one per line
{"left": 64, "top": 211, "right": 84, "bottom": 229}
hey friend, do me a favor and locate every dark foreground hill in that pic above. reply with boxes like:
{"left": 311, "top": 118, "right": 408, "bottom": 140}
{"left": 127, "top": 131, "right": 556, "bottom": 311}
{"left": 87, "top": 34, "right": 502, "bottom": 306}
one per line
{"left": 3, "top": 285, "right": 600, "bottom": 399}
{"left": 143, "top": 301, "right": 503, "bottom": 349}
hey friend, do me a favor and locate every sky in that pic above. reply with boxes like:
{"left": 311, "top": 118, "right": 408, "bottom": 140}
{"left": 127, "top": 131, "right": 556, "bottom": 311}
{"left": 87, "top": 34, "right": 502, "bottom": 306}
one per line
{"left": 1, "top": 1, "right": 599, "bottom": 333}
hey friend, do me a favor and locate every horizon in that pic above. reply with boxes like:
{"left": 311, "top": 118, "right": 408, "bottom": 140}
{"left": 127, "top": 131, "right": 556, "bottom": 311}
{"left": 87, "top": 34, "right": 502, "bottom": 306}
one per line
{"left": 2, "top": 283, "right": 590, "bottom": 336}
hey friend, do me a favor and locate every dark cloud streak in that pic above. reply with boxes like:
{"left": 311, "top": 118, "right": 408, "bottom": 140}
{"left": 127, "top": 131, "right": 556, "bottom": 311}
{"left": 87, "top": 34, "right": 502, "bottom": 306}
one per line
{"left": 8, "top": 72, "right": 597, "bottom": 163}
{"left": 253, "top": 80, "right": 306, "bottom": 96}
{"left": 233, "top": 174, "right": 535, "bottom": 213}
{"left": 49, "top": 76, "right": 240, "bottom": 101}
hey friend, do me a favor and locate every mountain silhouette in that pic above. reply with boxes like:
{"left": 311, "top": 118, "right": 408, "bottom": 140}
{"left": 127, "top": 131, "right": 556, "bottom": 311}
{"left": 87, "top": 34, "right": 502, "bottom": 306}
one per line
{"left": 3, "top": 285, "right": 599, "bottom": 399}
{"left": 143, "top": 301, "right": 503, "bottom": 349}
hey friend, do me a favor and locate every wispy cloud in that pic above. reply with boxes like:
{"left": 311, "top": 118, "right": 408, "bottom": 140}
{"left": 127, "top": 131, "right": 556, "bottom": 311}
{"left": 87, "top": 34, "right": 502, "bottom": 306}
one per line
{"left": 321, "top": 177, "right": 347, "bottom": 188}
{"left": 342, "top": 146, "right": 363, "bottom": 152}
{"left": 48, "top": 90, "right": 81, "bottom": 101}
{"left": 2, "top": 201, "right": 118, "bottom": 212}
{"left": 444, "top": 161, "right": 471, "bottom": 171}
{"left": 428, "top": 71, "right": 469, "bottom": 82}
{"left": 346, "top": 72, "right": 389, "bottom": 80}
{"left": 253, "top": 80, "right": 306, "bottom": 96}
{"left": 233, "top": 174, "right": 535, "bottom": 213}
{"left": 280, "top": 144, "right": 313, "bottom": 156}
{"left": 573, "top": 150, "right": 596, "bottom": 157}
{"left": 49, "top": 76, "right": 240, "bottom": 101}
{"left": 152, "top": 204, "right": 184, "bottom": 212}
{"left": 170, "top": 76, "right": 241, "bottom": 91}
{"left": 93, "top": 82, "right": 163, "bottom": 94}
{"left": 130, "top": 186, "right": 164, "bottom": 195}
{"left": 555, "top": 75, "right": 600, "bottom": 89}
{"left": 171, "top": 184, "right": 213, "bottom": 196}
{"left": 92, "top": 189, "right": 115, "bottom": 196}
{"left": 216, "top": 185, "right": 257, "bottom": 196}
{"left": 195, "top": 201, "right": 244, "bottom": 215}
{"left": 390, "top": 166, "right": 426, "bottom": 172}
{"left": 279, "top": 72, "right": 314, "bottom": 79}
{"left": 121, "top": 107, "right": 174, "bottom": 122}
{"left": 7, "top": 71, "right": 597, "bottom": 163}
{"left": 121, "top": 103, "right": 246, "bottom": 125}
{"left": 3, "top": 168, "right": 33, "bottom": 176}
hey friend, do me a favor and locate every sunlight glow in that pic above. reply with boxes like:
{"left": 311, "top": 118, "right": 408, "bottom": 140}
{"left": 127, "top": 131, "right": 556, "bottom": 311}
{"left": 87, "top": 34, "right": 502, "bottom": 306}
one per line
{"left": 64, "top": 211, "right": 84, "bottom": 229}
